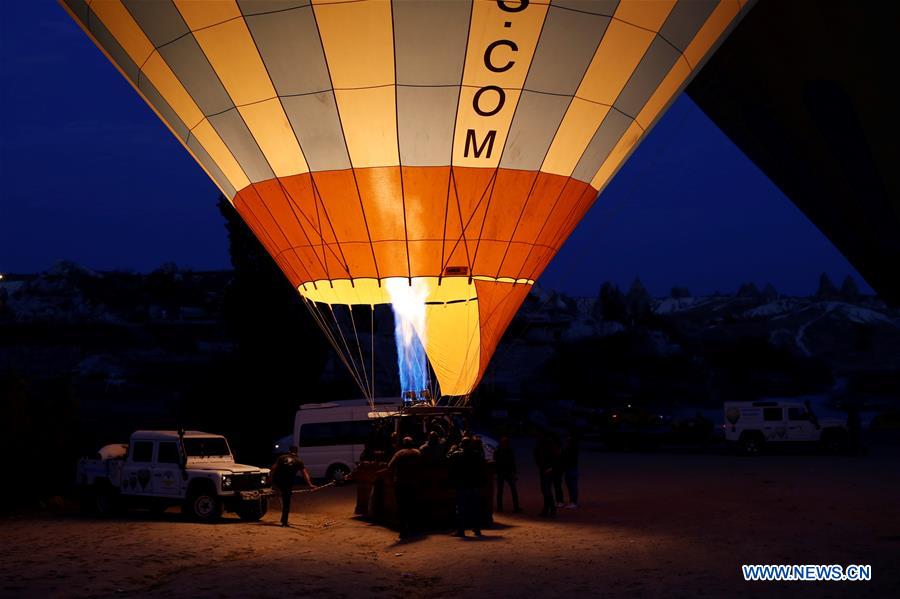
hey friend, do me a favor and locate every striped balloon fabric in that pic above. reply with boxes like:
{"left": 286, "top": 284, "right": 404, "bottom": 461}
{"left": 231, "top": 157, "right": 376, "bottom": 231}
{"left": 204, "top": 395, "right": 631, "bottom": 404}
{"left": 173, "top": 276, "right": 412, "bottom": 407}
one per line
{"left": 63, "top": 0, "right": 749, "bottom": 397}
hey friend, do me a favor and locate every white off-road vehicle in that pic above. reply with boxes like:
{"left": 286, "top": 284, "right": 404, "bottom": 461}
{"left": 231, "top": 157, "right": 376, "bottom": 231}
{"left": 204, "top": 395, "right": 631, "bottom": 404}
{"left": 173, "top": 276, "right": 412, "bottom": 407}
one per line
{"left": 724, "top": 400, "right": 849, "bottom": 455}
{"left": 77, "top": 430, "right": 273, "bottom": 522}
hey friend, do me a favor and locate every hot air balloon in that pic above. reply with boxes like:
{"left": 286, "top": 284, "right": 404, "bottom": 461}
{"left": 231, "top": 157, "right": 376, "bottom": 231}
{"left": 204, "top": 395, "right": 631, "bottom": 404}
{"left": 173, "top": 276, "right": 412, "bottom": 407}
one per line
{"left": 61, "top": 0, "right": 749, "bottom": 402}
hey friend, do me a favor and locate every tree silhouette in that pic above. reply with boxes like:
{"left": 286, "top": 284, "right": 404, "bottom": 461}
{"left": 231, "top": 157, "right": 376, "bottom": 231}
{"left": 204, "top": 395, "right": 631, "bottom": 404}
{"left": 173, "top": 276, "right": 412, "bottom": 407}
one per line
{"left": 626, "top": 278, "right": 652, "bottom": 323}
{"left": 736, "top": 282, "right": 761, "bottom": 298}
{"left": 207, "top": 198, "right": 332, "bottom": 456}
{"left": 595, "top": 281, "right": 627, "bottom": 323}
{"left": 816, "top": 272, "right": 839, "bottom": 299}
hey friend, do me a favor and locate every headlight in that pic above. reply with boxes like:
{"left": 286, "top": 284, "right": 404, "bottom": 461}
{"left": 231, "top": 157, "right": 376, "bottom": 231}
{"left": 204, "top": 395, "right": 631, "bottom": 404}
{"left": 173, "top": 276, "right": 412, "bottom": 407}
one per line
{"left": 260, "top": 474, "right": 269, "bottom": 486}
{"left": 221, "top": 474, "right": 232, "bottom": 489}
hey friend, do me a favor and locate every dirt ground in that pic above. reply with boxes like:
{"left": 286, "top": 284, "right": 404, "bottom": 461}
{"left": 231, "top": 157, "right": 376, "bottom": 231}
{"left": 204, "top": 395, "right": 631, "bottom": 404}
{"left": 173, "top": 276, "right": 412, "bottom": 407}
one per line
{"left": 2, "top": 442, "right": 899, "bottom": 598}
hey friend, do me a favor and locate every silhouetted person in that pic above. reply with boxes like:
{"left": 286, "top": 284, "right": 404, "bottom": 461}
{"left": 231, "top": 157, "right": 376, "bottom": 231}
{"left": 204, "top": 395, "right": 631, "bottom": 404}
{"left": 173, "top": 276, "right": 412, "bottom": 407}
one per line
{"left": 427, "top": 416, "right": 449, "bottom": 440}
{"left": 361, "top": 421, "right": 392, "bottom": 462}
{"left": 271, "top": 446, "right": 314, "bottom": 527}
{"left": 474, "top": 435, "right": 485, "bottom": 455}
{"left": 561, "top": 434, "right": 580, "bottom": 508}
{"left": 550, "top": 433, "right": 565, "bottom": 507}
{"left": 388, "top": 436, "right": 421, "bottom": 539}
{"left": 449, "top": 436, "right": 485, "bottom": 537}
{"left": 533, "top": 432, "right": 556, "bottom": 517}
{"left": 446, "top": 423, "right": 462, "bottom": 449}
{"left": 419, "top": 430, "right": 446, "bottom": 466}
{"left": 389, "top": 431, "right": 401, "bottom": 458}
{"left": 494, "top": 436, "right": 520, "bottom": 513}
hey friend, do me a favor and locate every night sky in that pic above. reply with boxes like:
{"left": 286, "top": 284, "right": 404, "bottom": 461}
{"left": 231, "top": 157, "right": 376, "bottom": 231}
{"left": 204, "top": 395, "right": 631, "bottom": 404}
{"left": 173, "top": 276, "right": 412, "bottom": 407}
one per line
{"left": 0, "top": 1, "right": 871, "bottom": 297}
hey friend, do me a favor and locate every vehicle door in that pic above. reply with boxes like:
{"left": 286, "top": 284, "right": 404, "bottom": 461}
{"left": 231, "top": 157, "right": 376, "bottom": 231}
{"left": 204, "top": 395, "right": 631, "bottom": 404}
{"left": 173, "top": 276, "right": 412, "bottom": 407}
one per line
{"left": 121, "top": 439, "right": 154, "bottom": 495}
{"left": 787, "top": 406, "right": 819, "bottom": 441}
{"left": 152, "top": 440, "right": 183, "bottom": 496}
{"left": 761, "top": 407, "right": 786, "bottom": 442}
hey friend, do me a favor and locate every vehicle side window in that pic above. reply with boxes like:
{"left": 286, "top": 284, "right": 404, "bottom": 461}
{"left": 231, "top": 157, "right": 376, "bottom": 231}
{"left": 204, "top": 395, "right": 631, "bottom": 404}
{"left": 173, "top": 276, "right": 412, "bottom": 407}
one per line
{"left": 335, "top": 421, "right": 355, "bottom": 444}
{"left": 131, "top": 441, "right": 153, "bottom": 462}
{"left": 787, "top": 407, "right": 808, "bottom": 421}
{"left": 299, "top": 422, "right": 334, "bottom": 448}
{"left": 157, "top": 442, "right": 180, "bottom": 464}
{"left": 763, "top": 408, "right": 783, "bottom": 422}
{"left": 299, "top": 421, "right": 374, "bottom": 447}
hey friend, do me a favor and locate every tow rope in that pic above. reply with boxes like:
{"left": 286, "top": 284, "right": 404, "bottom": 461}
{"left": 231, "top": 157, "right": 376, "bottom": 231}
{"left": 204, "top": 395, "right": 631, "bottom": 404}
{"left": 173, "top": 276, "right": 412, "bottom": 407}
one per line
{"left": 290, "top": 479, "right": 339, "bottom": 494}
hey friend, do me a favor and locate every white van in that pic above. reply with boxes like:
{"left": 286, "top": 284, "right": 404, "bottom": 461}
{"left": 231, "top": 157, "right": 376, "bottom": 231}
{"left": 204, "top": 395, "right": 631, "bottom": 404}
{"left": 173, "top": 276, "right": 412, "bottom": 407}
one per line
{"left": 724, "top": 400, "right": 848, "bottom": 455}
{"left": 293, "top": 399, "right": 400, "bottom": 482}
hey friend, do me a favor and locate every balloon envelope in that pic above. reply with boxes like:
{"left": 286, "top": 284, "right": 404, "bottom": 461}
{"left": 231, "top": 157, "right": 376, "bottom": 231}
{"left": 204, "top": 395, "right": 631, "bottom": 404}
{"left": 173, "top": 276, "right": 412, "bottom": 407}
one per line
{"left": 62, "top": 0, "right": 748, "bottom": 396}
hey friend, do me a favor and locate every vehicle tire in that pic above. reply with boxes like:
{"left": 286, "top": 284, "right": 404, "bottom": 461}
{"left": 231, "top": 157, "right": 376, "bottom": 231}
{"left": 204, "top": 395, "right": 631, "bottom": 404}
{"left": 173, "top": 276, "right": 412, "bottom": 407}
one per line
{"left": 185, "top": 486, "right": 222, "bottom": 522}
{"left": 237, "top": 498, "right": 268, "bottom": 522}
{"left": 93, "top": 481, "right": 119, "bottom": 516}
{"left": 326, "top": 463, "right": 352, "bottom": 485}
{"left": 739, "top": 432, "right": 764, "bottom": 456}
{"left": 821, "top": 429, "right": 848, "bottom": 455}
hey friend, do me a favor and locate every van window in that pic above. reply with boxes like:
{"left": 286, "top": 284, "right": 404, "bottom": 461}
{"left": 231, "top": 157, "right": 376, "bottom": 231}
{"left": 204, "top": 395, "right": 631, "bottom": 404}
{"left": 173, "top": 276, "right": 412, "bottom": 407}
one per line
{"left": 299, "top": 422, "right": 334, "bottom": 447}
{"left": 157, "top": 441, "right": 180, "bottom": 464}
{"left": 763, "top": 407, "right": 783, "bottom": 422}
{"left": 787, "top": 407, "right": 809, "bottom": 421}
{"left": 299, "top": 420, "right": 373, "bottom": 447}
{"left": 349, "top": 421, "right": 375, "bottom": 443}
{"left": 131, "top": 441, "right": 153, "bottom": 462}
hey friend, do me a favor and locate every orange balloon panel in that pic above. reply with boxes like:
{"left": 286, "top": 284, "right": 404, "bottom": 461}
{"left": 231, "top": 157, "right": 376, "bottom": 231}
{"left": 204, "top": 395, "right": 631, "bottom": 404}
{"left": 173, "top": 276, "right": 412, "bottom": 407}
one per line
{"left": 231, "top": 167, "right": 596, "bottom": 287}
{"left": 61, "top": 0, "right": 749, "bottom": 395}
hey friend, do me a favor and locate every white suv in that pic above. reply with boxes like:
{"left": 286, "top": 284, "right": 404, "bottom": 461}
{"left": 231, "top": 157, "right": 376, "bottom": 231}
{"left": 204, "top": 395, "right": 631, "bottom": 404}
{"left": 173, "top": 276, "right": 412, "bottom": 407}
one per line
{"left": 724, "top": 401, "right": 848, "bottom": 455}
{"left": 77, "top": 430, "right": 273, "bottom": 521}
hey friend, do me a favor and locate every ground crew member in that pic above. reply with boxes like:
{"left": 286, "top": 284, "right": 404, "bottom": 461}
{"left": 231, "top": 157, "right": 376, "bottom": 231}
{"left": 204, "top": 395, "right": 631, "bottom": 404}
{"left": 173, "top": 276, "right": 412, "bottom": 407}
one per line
{"left": 534, "top": 432, "right": 556, "bottom": 517}
{"left": 561, "top": 433, "right": 580, "bottom": 509}
{"left": 419, "top": 430, "right": 446, "bottom": 465}
{"left": 271, "top": 446, "right": 315, "bottom": 527}
{"left": 494, "top": 436, "right": 521, "bottom": 513}
{"left": 388, "top": 436, "right": 422, "bottom": 539}
{"left": 449, "top": 436, "right": 486, "bottom": 537}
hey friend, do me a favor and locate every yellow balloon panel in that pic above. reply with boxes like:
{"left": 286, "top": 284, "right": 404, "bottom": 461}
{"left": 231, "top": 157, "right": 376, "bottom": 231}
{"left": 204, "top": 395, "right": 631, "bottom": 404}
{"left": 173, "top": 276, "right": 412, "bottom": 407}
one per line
{"left": 63, "top": 0, "right": 749, "bottom": 194}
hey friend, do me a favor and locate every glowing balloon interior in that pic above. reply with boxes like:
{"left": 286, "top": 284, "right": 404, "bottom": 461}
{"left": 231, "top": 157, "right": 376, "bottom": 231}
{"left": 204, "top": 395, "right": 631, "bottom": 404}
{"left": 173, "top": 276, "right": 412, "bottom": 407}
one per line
{"left": 62, "top": 0, "right": 749, "bottom": 400}
{"left": 386, "top": 278, "right": 430, "bottom": 398}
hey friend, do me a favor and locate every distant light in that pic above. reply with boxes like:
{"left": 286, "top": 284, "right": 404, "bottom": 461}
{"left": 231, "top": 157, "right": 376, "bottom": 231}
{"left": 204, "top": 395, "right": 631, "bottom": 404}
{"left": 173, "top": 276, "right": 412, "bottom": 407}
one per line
{"left": 0, "top": 274, "right": 4, "bottom": 281}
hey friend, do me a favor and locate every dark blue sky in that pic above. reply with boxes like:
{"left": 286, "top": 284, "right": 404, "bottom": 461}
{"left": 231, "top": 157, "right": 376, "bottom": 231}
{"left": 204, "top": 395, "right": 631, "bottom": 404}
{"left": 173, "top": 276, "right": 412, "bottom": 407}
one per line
{"left": 0, "top": 1, "right": 871, "bottom": 297}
